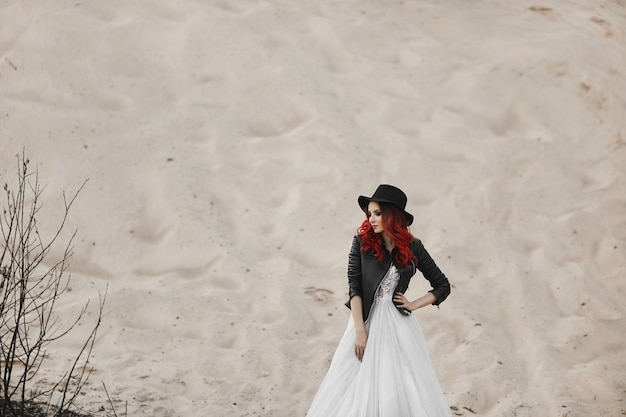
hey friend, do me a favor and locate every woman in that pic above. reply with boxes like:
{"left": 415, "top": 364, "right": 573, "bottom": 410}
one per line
{"left": 306, "top": 184, "right": 452, "bottom": 417}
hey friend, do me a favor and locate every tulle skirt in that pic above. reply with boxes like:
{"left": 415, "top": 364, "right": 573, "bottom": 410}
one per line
{"left": 306, "top": 295, "right": 451, "bottom": 417}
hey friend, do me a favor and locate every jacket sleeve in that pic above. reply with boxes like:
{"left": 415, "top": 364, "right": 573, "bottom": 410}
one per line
{"left": 414, "top": 239, "right": 451, "bottom": 306}
{"left": 347, "top": 235, "right": 363, "bottom": 301}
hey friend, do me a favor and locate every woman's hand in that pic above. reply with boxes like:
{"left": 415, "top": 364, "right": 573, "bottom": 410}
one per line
{"left": 393, "top": 293, "right": 414, "bottom": 311}
{"left": 354, "top": 329, "right": 368, "bottom": 361}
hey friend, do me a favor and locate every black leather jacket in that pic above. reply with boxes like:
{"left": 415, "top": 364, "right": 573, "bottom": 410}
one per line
{"left": 345, "top": 235, "right": 451, "bottom": 322}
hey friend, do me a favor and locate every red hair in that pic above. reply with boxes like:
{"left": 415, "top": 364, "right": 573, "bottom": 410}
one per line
{"left": 357, "top": 202, "right": 417, "bottom": 267}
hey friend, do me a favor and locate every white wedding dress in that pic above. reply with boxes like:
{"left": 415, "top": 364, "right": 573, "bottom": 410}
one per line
{"left": 306, "top": 265, "right": 452, "bottom": 417}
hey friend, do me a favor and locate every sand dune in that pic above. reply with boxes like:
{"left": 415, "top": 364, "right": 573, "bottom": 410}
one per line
{"left": 1, "top": 1, "right": 625, "bottom": 416}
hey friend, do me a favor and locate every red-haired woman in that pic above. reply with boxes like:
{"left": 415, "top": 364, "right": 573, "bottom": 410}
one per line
{"left": 306, "top": 184, "right": 452, "bottom": 417}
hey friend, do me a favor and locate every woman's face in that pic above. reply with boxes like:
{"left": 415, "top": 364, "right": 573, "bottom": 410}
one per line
{"left": 367, "top": 201, "right": 384, "bottom": 234}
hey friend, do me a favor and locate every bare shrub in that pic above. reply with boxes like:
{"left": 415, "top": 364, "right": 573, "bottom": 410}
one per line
{"left": 0, "top": 151, "right": 105, "bottom": 417}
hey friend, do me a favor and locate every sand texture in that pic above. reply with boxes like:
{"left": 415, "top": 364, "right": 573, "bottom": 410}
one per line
{"left": 1, "top": 0, "right": 625, "bottom": 416}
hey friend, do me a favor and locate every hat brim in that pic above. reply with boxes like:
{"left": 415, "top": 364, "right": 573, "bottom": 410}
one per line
{"left": 358, "top": 196, "right": 414, "bottom": 226}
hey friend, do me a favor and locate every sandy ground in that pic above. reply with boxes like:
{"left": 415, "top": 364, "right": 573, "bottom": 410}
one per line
{"left": 1, "top": 0, "right": 625, "bottom": 416}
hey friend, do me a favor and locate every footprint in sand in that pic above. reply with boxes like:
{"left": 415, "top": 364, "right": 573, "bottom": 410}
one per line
{"left": 528, "top": 6, "right": 555, "bottom": 16}
{"left": 591, "top": 16, "right": 616, "bottom": 37}
{"left": 304, "top": 287, "right": 335, "bottom": 304}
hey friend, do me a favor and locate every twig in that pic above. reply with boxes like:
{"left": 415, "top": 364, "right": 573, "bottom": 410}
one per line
{"left": 102, "top": 381, "right": 119, "bottom": 417}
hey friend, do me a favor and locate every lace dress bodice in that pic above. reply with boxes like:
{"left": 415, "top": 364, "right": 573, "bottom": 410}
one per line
{"left": 375, "top": 265, "right": 400, "bottom": 300}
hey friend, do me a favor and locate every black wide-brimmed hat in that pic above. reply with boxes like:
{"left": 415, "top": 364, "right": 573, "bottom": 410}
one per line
{"left": 358, "top": 184, "right": 414, "bottom": 226}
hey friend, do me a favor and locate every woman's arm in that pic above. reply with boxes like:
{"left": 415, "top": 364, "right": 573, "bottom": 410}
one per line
{"left": 414, "top": 239, "right": 451, "bottom": 306}
{"left": 393, "top": 239, "right": 450, "bottom": 311}
{"left": 393, "top": 291, "right": 436, "bottom": 311}
{"left": 350, "top": 295, "right": 368, "bottom": 361}
{"left": 347, "top": 236, "right": 363, "bottom": 301}
{"left": 346, "top": 236, "right": 368, "bottom": 360}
